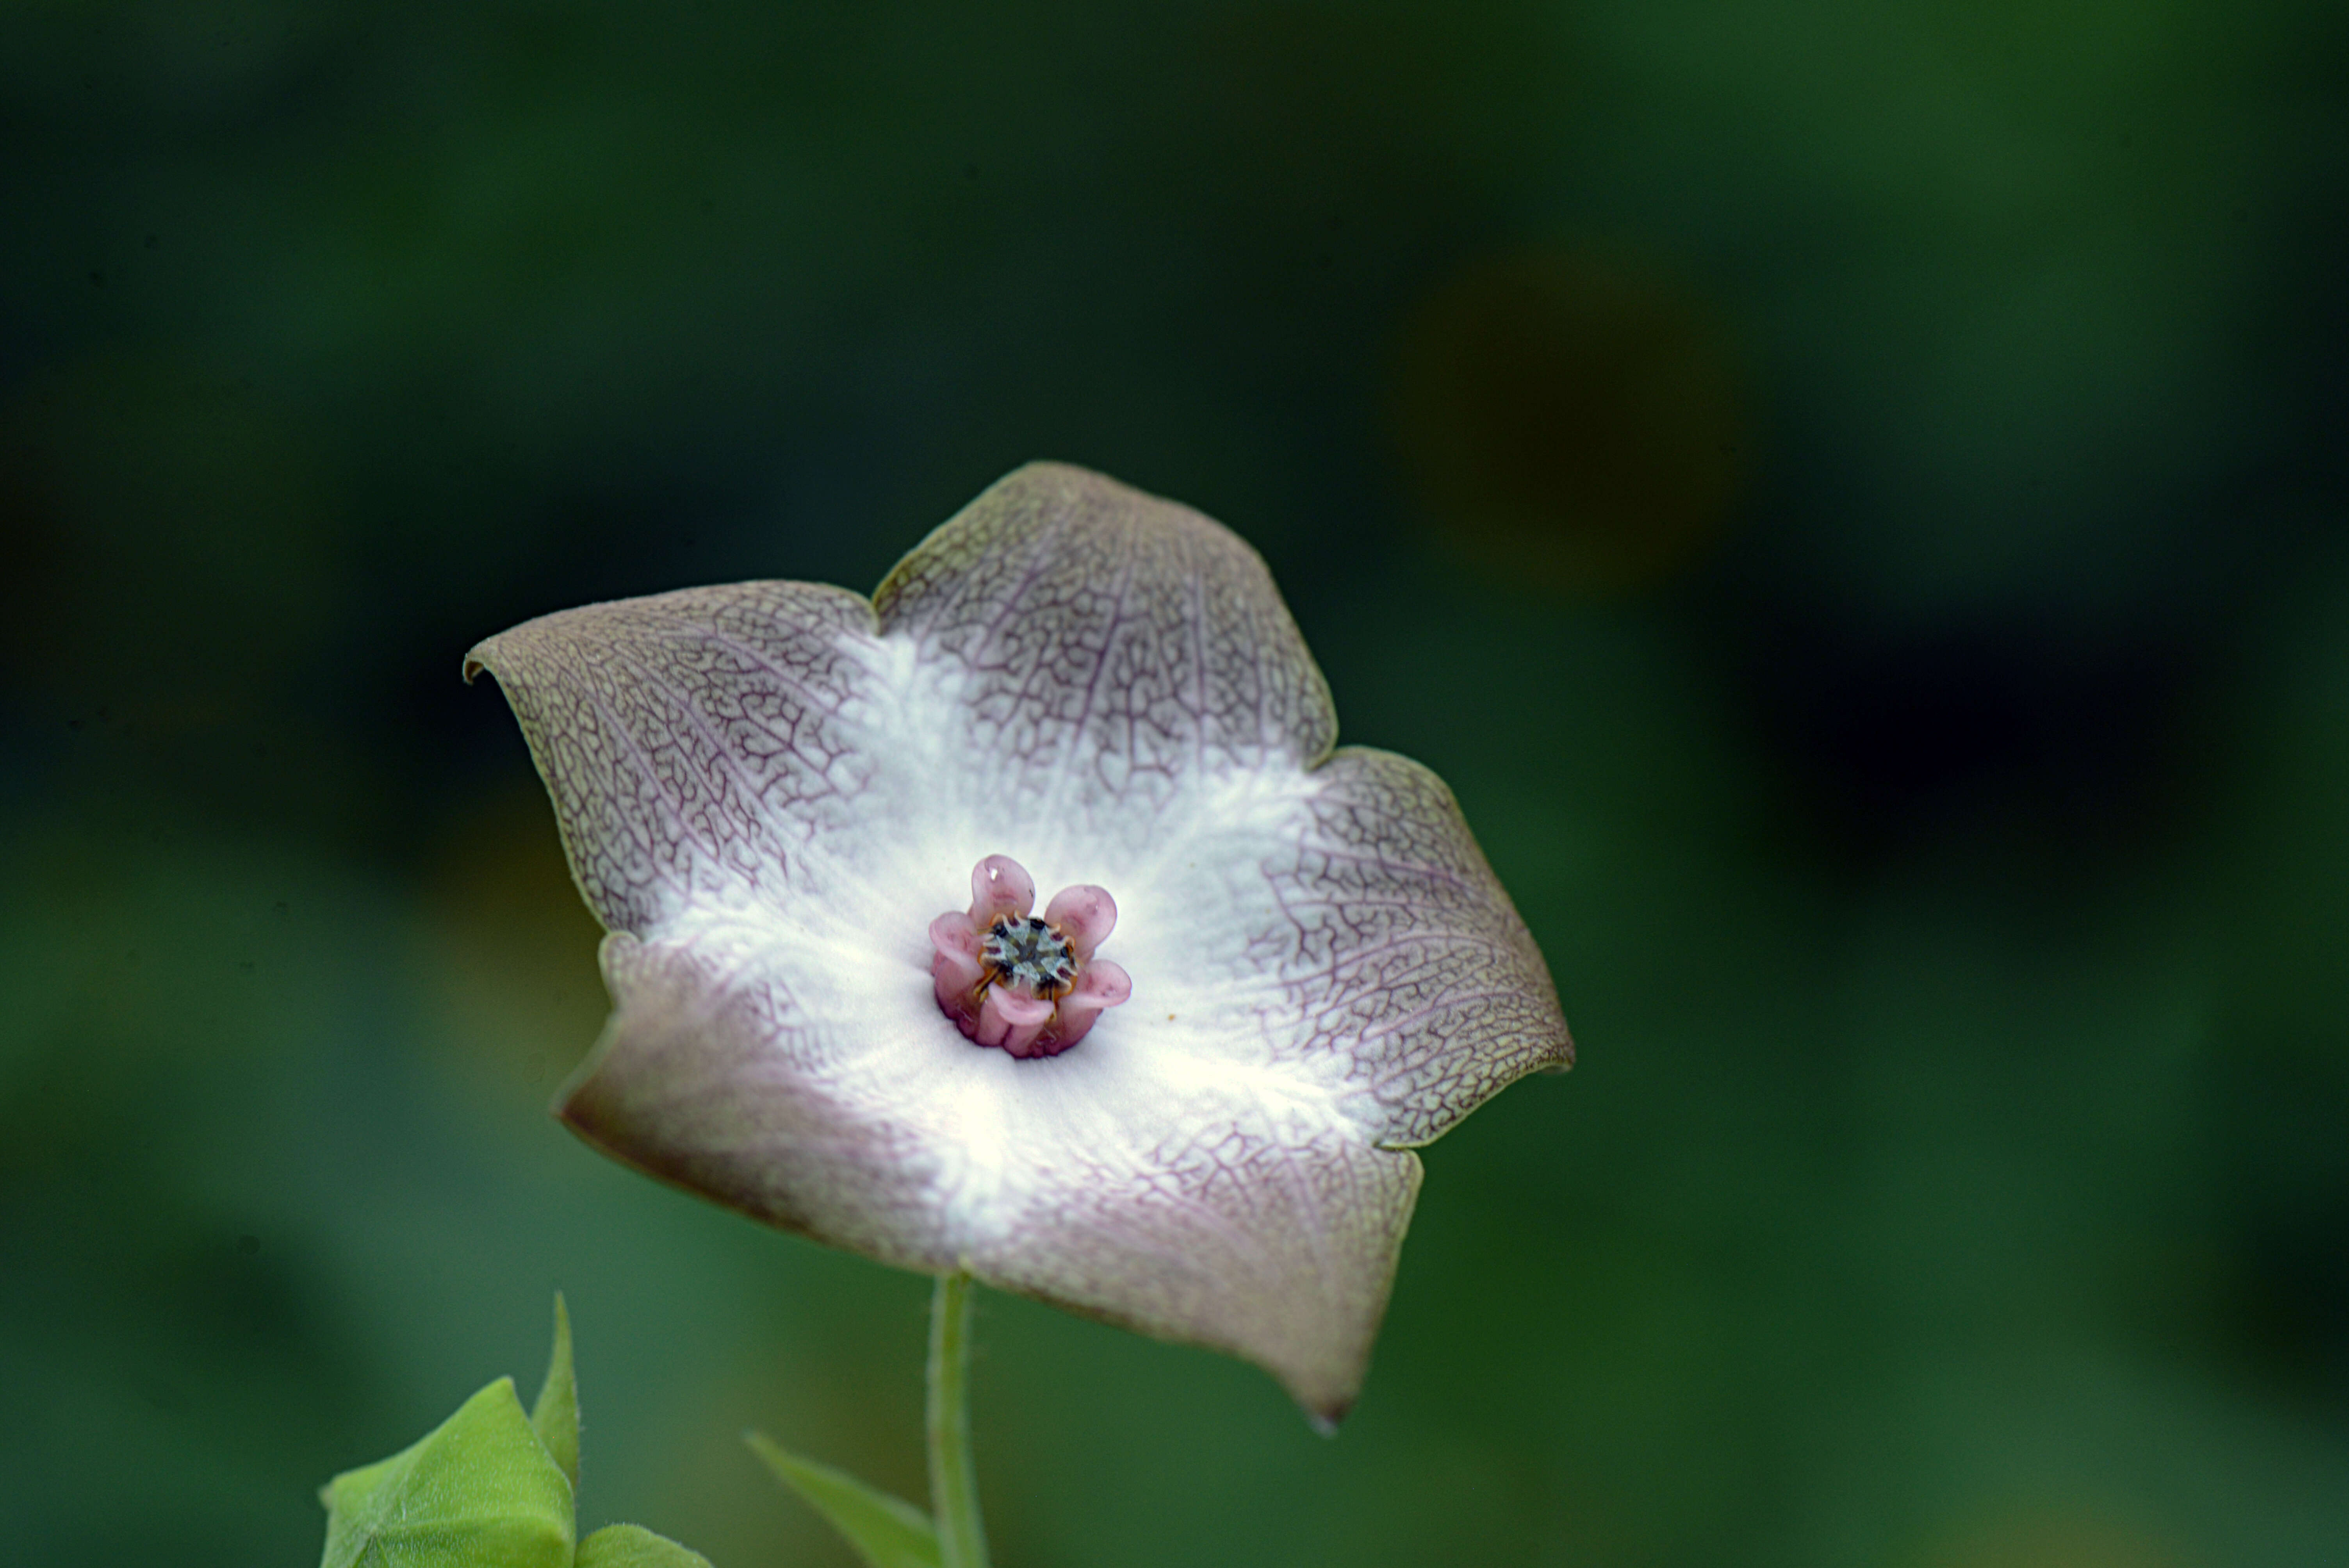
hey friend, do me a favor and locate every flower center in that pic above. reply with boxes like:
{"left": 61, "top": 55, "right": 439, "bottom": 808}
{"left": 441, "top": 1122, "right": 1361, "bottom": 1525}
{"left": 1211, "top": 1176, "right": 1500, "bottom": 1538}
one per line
{"left": 927, "top": 854, "right": 1133, "bottom": 1059}
{"left": 980, "top": 916, "right": 1077, "bottom": 997}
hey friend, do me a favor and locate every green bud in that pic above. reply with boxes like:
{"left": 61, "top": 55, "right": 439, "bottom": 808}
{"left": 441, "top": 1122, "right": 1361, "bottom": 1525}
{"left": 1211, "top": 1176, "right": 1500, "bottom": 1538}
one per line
{"left": 317, "top": 1376, "right": 574, "bottom": 1568}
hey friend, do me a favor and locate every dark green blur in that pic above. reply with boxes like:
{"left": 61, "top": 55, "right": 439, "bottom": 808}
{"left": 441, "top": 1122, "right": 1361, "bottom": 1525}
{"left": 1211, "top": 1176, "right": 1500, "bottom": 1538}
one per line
{"left": 3, "top": 4, "right": 2343, "bottom": 1564}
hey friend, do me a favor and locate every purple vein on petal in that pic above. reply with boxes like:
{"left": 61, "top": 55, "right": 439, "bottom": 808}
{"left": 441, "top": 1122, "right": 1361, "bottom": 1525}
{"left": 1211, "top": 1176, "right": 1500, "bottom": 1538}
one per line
{"left": 1051, "top": 550, "right": 1139, "bottom": 818}
{"left": 580, "top": 682, "right": 718, "bottom": 871}
{"left": 597, "top": 641, "right": 796, "bottom": 845}
{"left": 654, "top": 612, "right": 862, "bottom": 721}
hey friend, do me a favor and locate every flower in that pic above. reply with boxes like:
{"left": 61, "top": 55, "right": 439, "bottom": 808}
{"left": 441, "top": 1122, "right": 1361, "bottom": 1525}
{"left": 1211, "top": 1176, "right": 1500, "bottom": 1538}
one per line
{"left": 465, "top": 463, "right": 1571, "bottom": 1424}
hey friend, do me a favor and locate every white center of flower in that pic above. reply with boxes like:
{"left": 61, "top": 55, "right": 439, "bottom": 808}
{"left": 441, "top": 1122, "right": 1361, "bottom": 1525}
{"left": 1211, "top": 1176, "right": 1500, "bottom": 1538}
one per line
{"left": 980, "top": 916, "right": 1077, "bottom": 998}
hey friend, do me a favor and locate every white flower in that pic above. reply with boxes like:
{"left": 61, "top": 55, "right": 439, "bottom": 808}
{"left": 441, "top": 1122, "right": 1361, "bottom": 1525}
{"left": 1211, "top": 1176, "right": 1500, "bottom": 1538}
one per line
{"left": 465, "top": 463, "right": 1571, "bottom": 1424}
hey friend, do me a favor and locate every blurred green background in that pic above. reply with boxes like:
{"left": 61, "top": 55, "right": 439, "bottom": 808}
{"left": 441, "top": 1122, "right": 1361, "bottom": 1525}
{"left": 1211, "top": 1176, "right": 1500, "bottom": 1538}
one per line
{"left": 4, "top": 2, "right": 2345, "bottom": 1564}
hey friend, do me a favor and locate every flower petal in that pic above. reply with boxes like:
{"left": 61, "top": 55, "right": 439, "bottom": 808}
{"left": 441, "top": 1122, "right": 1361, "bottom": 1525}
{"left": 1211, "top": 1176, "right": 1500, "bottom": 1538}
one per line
{"left": 561, "top": 933, "right": 955, "bottom": 1268}
{"left": 462, "top": 583, "right": 880, "bottom": 935}
{"left": 1267, "top": 747, "right": 1574, "bottom": 1147}
{"left": 974, "top": 1114, "right": 1422, "bottom": 1427}
{"left": 873, "top": 462, "right": 1338, "bottom": 822}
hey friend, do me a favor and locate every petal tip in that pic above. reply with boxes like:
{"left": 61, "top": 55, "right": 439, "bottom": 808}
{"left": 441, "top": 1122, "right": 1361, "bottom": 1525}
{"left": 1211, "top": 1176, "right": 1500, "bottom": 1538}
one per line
{"left": 1303, "top": 1397, "right": 1354, "bottom": 1437}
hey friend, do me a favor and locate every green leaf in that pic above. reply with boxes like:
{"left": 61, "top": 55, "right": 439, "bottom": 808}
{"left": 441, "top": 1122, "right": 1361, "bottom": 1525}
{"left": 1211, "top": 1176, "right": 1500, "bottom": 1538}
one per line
{"left": 576, "top": 1523, "right": 716, "bottom": 1568}
{"left": 745, "top": 1432, "right": 941, "bottom": 1568}
{"left": 531, "top": 1292, "right": 581, "bottom": 1493}
{"left": 318, "top": 1377, "right": 574, "bottom": 1568}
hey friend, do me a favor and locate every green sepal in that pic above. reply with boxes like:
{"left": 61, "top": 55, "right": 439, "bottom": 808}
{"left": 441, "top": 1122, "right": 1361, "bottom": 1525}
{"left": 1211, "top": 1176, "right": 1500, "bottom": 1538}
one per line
{"left": 576, "top": 1523, "right": 716, "bottom": 1567}
{"left": 318, "top": 1377, "right": 574, "bottom": 1568}
{"left": 531, "top": 1292, "right": 581, "bottom": 1493}
{"left": 746, "top": 1432, "right": 941, "bottom": 1568}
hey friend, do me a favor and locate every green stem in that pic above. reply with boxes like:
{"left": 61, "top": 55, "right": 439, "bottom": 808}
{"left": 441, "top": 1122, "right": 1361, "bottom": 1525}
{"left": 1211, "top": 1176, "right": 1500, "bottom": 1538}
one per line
{"left": 927, "top": 1270, "right": 990, "bottom": 1568}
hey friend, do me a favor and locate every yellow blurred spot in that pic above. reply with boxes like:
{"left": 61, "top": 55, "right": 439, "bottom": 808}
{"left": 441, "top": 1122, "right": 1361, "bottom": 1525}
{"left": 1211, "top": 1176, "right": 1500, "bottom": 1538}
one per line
{"left": 1390, "top": 244, "right": 1745, "bottom": 593}
{"left": 1913, "top": 1506, "right": 2192, "bottom": 1568}
{"left": 418, "top": 779, "right": 610, "bottom": 1098}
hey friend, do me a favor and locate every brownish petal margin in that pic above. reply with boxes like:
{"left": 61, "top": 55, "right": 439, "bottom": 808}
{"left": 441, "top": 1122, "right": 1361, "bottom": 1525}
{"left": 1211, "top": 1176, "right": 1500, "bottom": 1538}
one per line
{"left": 1283, "top": 747, "right": 1574, "bottom": 1148}
{"left": 976, "top": 1130, "right": 1424, "bottom": 1427}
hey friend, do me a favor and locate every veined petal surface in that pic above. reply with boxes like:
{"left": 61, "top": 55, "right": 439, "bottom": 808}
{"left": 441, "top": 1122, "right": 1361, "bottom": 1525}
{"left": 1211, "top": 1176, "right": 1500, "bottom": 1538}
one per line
{"left": 465, "top": 462, "right": 1570, "bottom": 1421}
{"left": 873, "top": 463, "right": 1337, "bottom": 819}
{"left": 462, "top": 579, "right": 880, "bottom": 933}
